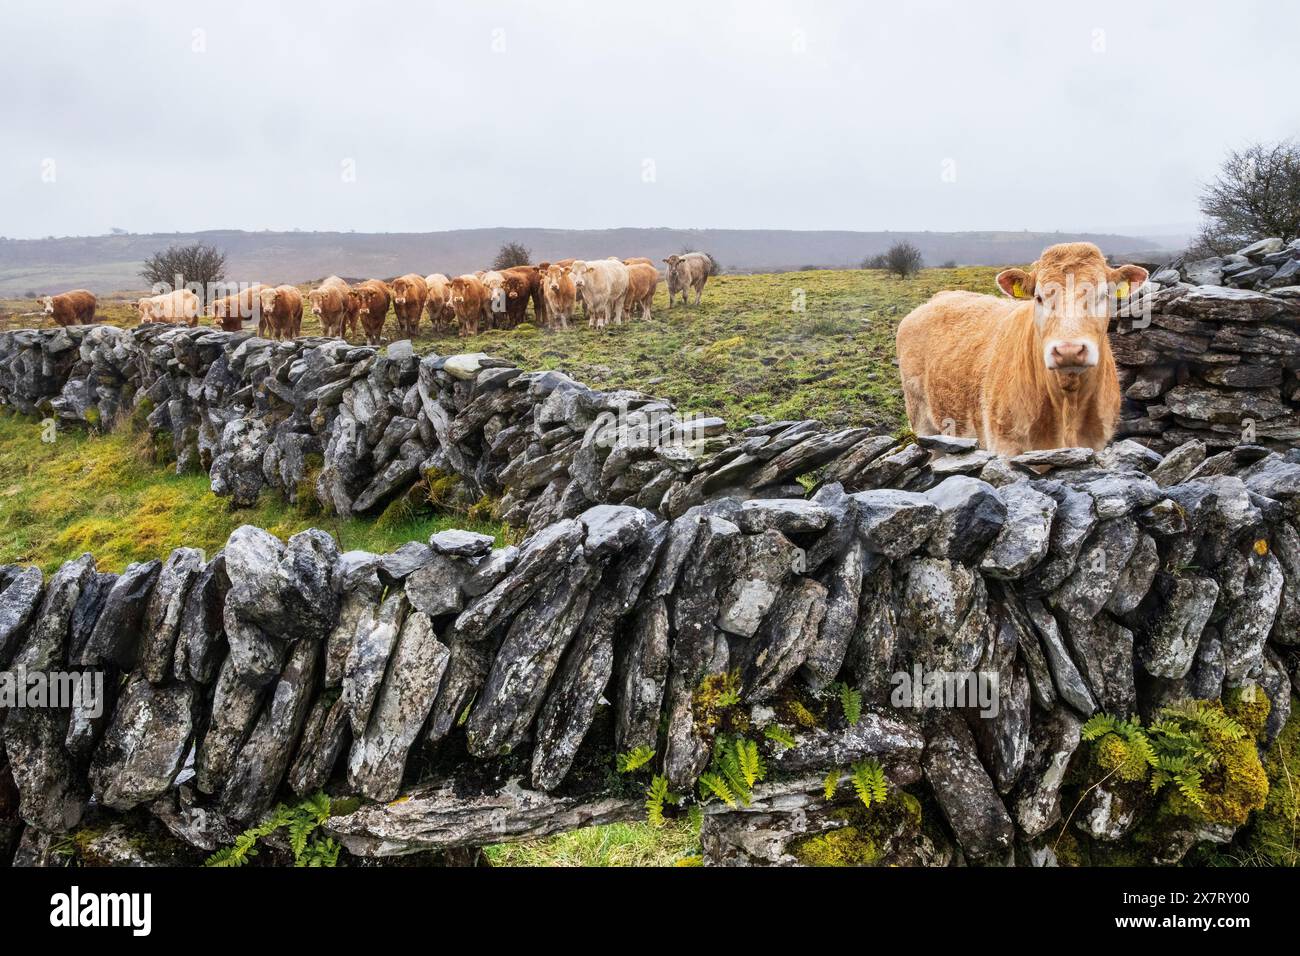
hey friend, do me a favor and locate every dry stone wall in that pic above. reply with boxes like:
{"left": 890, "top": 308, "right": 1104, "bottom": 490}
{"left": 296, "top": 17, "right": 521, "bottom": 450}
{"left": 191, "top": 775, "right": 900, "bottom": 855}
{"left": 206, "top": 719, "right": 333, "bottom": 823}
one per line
{"left": 1114, "top": 238, "right": 1300, "bottom": 452}
{"left": 1, "top": 433, "right": 1298, "bottom": 866}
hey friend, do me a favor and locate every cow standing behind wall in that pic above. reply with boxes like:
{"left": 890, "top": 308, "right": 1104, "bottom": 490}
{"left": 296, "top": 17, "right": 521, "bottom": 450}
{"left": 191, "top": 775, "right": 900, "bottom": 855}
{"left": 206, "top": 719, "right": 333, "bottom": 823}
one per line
{"left": 897, "top": 242, "right": 1148, "bottom": 455}
{"left": 40, "top": 290, "right": 97, "bottom": 327}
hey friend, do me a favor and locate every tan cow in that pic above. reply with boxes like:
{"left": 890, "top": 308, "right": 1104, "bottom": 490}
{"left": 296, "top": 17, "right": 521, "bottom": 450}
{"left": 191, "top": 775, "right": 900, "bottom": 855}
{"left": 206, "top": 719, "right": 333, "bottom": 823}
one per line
{"left": 258, "top": 285, "right": 304, "bottom": 340}
{"left": 353, "top": 280, "right": 392, "bottom": 345}
{"left": 307, "top": 276, "right": 353, "bottom": 339}
{"left": 571, "top": 259, "right": 630, "bottom": 329}
{"left": 423, "top": 273, "right": 454, "bottom": 331}
{"left": 448, "top": 274, "right": 489, "bottom": 336}
{"left": 542, "top": 264, "right": 577, "bottom": 330}
{"left": 623, "top": 262, "right": 659, "bottom": 321}
{"left": 137, "top": 289, "right": 201, "bottom": 326}
{"left": 207, "top": 283, "right": 265, "bottom": 332}
{"left": 390, "top": 273, "right": 429, "bottom": 338}
{"left": 41, "top": 290, "right": 96, "bottom": 326}
{"left": 664, "top": 253, "right": 712, "bottom": 307}
{"left": 896, "top": 242, "right": 1148, "bottom": 456}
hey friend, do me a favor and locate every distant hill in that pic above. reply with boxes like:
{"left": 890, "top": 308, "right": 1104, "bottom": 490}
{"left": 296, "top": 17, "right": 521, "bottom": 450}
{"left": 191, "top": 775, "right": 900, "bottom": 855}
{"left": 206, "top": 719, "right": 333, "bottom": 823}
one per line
{"left": 0, "top": 227, "right": 1176, "bottom": 296}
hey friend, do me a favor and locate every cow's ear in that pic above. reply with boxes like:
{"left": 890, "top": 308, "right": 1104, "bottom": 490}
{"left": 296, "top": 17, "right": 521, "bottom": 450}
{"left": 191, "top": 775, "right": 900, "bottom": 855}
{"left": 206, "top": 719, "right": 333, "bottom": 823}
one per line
{"left": 1107, "top": 264, "right": 1148, "bottom": 299}
{"left": 996, "top": 268, "right": 1033, "bottom": 299}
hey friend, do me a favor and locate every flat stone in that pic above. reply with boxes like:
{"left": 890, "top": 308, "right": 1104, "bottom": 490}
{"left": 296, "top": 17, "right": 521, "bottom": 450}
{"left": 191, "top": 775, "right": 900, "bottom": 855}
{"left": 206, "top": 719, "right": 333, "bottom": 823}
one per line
{"left": 421, "top": 531, "right": 493, "bottom": 561}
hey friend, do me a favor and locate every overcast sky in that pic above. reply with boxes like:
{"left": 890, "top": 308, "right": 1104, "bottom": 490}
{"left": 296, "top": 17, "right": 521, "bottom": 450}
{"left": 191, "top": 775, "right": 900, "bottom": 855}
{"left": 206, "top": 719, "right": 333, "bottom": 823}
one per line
{"left": 2, "top": 0, "right": 1297, "bottom": 240}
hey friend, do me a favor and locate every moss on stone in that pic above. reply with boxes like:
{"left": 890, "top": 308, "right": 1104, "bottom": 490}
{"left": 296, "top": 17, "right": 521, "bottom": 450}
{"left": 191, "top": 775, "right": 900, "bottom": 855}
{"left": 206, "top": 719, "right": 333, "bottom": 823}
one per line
{"left": 1240, "top": 694, "right": 1300, "bottom": 866}
{"left": 1223, "top": 685, "right": 1271, "bottom": 741}
{"left": 793, "top": 791, "right": 924, "bottom": 867}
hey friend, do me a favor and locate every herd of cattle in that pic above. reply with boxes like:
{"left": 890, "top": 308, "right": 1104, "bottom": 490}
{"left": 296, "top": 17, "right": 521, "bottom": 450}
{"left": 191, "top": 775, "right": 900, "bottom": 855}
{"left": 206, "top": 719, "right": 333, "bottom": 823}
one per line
{"left": 34, "top": 252, "right": 715, "bottom": 344}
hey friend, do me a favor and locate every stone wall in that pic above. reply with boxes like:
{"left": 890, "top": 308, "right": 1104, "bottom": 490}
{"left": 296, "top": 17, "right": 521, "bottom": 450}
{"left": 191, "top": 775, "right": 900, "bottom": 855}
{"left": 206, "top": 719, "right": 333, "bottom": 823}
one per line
{"left": 2, "top": 435, "right": 1298, "bottom": 865}
{"left": 1113, "top": 238, "right": 1300, "bottom": 452}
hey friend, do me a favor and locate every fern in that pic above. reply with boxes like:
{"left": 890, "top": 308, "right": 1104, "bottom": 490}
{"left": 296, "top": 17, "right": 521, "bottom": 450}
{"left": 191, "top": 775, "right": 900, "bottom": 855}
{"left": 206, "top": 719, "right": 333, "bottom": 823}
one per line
{"left": 645, "top": 775, "right": 679, "bottom": 827}
{"left": 834, "top": 682, "right": 862, "bottom": 726}
{"left": 764, "top": 724, "right": 797, "bottom": 749}
{"left": 848, "top": 760, "right": 888, "bottom": 808}
{"left": 1083, "top": 700, "right": 1245, "bottom": 813}
{"left": 698, "top": 772, "right": 737, "bottom": 808}
{"left": 823, "top": 769, "right": 839, "bottom": 801}
{"left": 617, "top": 745, "right": 656, "bottom": 773}
{"left": 735, "top": 738, "right": 763, "bottom": 788}
{"left": 701, "top": 736, "right": 767, "bottom": 807}
{"left": 205, "top": 791, "right": 339, "bottom": 868}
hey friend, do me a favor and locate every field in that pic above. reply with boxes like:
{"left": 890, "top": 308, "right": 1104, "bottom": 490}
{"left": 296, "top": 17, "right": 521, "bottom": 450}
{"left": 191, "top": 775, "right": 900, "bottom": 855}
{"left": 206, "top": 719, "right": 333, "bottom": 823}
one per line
{"left": 0, "top": 265, "right": 999, "bottom": 866}
{"left": 2, "top": 265, "right": 1000, "bottom": 433}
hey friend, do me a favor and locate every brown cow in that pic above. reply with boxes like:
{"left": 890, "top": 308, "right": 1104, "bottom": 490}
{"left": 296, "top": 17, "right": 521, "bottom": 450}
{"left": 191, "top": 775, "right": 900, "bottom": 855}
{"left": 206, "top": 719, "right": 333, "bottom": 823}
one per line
{"left": 496, "top": 266, "right": 545, "bottom": 328}
{"left": 448, "top": 274, "right": 489, "bottom": 336}
{"left": 423, "top": 273, "right": 454, "bottom": 331}
{"left": 390, "top": 273, "right": 429, "bottom": 338}
{"left": 307, "top": 276, "right": 353, "bottom": 338}
{"left": 896, "top": 242, "right": 1148, "bottom": 455}
{"left": 542, "top": 264, "right": 576, "bottom": 330}
{"left": 207, "top": 283, "right": 265, "bottom": 332}
{"left": 623, "top": 262, "right": 659, "bottom": 321}
{"left": 353, "top": 280, "right": 392, "bottom": 345}
{"left": 41, "top": 290, "right": 96, "bottom": 326}
{"left": 622, "top": 257, "right": 654, "bottom": 266}
{"left": 137, "top": 289, "right": 201, "bottom": 326}
{"left": 258, "top": 285, "right": 304, "bottom": 341}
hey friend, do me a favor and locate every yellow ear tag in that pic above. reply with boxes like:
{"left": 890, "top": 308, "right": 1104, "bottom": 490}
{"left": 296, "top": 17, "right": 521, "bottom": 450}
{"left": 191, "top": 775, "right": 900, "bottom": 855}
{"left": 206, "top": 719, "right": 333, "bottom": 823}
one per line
{"left": 1115, "top": 281, "right": 1129, "bottom": 300}
{"left": 1012, "top": 281, "right": 1025, "bottom": 299}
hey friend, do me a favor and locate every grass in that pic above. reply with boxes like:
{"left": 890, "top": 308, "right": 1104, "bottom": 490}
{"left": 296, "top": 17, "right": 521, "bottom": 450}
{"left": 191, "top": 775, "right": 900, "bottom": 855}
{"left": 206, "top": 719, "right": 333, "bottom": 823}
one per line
{"left": 0, "top": 410, "right": 503, "bottom": 573}
{"left": 2, "top": 266, "right": 1001, "bottom": 431}
{"left": 484, "top": 819, "right": 699, "bottom": 867}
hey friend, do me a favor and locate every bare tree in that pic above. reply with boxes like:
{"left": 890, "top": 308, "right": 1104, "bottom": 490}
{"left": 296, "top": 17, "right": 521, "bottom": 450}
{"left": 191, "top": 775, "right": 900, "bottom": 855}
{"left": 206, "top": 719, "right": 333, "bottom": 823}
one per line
{"left": 492, "top": 242, "right": 532, "bottom": 270}
{"left": 1194, "top": 139, "right": 1300, "bottom": 255}
{"left": 140, "top": 243, "right": 227, "bottom": 304}
{"left": 883, "top": 241, "right": 924, "bottom": 279}
{"left": 860, "top": 253, "right": 888, "bottom": 270}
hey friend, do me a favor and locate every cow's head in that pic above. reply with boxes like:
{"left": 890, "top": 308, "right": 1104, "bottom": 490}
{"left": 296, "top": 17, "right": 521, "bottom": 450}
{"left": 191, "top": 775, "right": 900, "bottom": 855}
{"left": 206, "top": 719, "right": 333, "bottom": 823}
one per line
{"left": 41, "top": 296, "right": 54, "bottom": 313}
{"left": 997, "top": 242, "right": 1147, "bottom": 378}
{"left": 258, "top": 287, "right": 279, "bottom": 315}
{"left": 544, "top": 265, "right": 568, "bottom": 294}
{"left": 449, "top": 278, "right": 469, "bottom": 309}
{"left": 570, "top": 261, "right": 590, "bottom": 291}
{"left": 308, "top": 289, "right": 326, "bottom": 316}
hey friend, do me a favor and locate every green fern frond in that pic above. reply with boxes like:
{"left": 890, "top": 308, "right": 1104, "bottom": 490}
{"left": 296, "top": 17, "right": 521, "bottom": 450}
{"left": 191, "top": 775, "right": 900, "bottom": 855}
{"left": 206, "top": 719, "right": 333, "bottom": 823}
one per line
{"left": 617, "top": 745, "right": 657, "bottom": 773}
{"left": 645, "top": 774, "right": 676, "bottom": 826}
{"left": 823, "top": 769, "right": 839, "bottom": 801}
{"left": 836, "top": 683, "right": 863, "bottom": 726}
{"left": 764, "top": 724, "right": 797, "bottom": 749}
{"left": 849, "top": 759, "right": 888, "bottom": 808}
{"left": 698, "top": 771, "right": 738, "bottom": 808}
{"left": 736, "top": 738, "right": 763, "bottom": 789}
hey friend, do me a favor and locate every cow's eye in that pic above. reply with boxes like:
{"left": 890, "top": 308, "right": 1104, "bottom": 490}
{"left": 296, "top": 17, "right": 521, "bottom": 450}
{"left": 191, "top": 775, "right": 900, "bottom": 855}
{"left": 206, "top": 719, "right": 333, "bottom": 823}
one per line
{"left": 1034, "top": 293, "right": 1043, "bottom": 304}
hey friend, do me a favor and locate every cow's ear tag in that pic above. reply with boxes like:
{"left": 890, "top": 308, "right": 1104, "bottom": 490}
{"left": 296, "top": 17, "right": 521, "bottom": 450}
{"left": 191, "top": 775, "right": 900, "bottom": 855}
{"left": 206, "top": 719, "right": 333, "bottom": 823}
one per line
{"left": 1012, "top": 281, "right": 1026, "bottom": 299}
{"left": 1115, "top": 281, "right": 1129, "bottom": 300}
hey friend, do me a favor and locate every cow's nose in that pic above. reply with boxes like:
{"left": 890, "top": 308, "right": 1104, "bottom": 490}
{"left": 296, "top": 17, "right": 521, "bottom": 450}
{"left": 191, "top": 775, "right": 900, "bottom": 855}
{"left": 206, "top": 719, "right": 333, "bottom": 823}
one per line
{"left": 1051, "top": 342, "right": 1088, "bottom": 367}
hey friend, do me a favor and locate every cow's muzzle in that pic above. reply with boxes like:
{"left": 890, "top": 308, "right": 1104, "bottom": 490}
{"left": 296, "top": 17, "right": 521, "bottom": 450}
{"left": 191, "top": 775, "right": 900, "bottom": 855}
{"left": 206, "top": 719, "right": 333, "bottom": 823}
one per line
{"left": 1044, "top": 340, "right": 1095, "bottom": 372}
